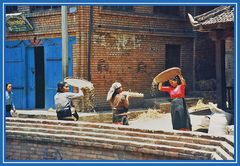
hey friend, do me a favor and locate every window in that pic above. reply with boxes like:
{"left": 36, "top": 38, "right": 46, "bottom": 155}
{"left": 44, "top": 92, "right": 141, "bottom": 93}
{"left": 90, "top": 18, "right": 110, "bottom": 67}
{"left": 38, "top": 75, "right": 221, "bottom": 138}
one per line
{"left": 30, "top": 6, "right": 61, "bottom": 12}
{"left": 165, "top": 44, "right": 181, "bottom": 69}
{"left": 102, "top": 6, "right": 134, "bottom": 12}
{"left": 153, "top": 6, "right": 180, "bottom": 16}
{"left": 6, "top": 6, "right": 18, "bottom": 14}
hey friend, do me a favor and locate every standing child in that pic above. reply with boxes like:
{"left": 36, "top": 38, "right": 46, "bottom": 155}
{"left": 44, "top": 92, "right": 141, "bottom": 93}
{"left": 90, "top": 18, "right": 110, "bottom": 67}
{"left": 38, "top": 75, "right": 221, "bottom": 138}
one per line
{"left": 5, "top": 83, "right": 16, "bottom": 117}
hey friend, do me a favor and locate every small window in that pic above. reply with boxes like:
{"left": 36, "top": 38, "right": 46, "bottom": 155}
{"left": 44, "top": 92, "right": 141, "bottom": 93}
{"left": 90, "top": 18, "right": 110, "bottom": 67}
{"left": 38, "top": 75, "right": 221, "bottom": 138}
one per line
{"left": 165, "top": 44, "right": 181, "bottom": 69}
{"left": 6, "top": 6, "right": 18, "bottom": 14}
{"left": 102, "top": 6, "right": 134, "bottom": 12}
{"left": 30, "top": 6, "right": 61, "bottom": 13}
{"left": 153, "top": 6, "right": 180, "bottom": 16}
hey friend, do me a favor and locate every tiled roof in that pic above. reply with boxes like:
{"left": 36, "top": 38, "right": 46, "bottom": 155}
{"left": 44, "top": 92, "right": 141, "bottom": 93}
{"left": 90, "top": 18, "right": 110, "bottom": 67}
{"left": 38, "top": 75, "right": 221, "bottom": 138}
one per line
{"left": 189, "top": 6, "right": 234, "bottom": 31}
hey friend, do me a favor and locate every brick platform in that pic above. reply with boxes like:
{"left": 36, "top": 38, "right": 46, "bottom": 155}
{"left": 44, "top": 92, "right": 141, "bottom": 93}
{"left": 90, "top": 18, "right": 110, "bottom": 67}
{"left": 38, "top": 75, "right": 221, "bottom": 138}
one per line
{"left": 6, "top": 118, "right": 234, "bottom": 160}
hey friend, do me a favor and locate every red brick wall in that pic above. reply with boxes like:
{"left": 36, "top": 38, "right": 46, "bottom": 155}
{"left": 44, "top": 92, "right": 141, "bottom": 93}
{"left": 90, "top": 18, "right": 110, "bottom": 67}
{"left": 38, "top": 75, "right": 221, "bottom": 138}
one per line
{"left": 80, "top": 7, "right": 194, "bottom": 109}
{"left": 6, "top": 6, "right": 216, "bottom": 110}
{"left": 90, "top": 33, "right": 194, "bottom": 108}
{"left": 6, "top": 139, "right": 186, "bottom": 160}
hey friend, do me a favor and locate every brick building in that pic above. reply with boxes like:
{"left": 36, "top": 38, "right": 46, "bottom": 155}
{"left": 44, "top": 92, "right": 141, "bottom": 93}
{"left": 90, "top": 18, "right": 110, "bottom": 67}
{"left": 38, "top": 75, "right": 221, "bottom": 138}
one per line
{"left": 5, "top": 5, "right": 217, "bottom": 110}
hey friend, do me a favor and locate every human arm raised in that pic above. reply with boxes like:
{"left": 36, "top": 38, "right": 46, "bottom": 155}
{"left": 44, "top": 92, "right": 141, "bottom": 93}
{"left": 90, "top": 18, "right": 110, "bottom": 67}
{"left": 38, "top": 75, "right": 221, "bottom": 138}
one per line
{"left": 178, "top": 74, "right": 186, "bottom": 86}
{"left": 158, "top": 82, "right": 163, "bottom": 91}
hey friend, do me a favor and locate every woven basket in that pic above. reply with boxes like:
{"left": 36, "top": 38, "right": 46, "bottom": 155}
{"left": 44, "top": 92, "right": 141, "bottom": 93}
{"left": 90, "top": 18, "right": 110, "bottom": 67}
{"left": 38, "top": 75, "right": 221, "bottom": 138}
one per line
{"left": 153, "top": 67, "right": 181, "bottom": 83}
{"left": 64, "top": 78, "right": 94, "bottom": 89}
{"left": 122, "top": 91, "right": 144, "bottom": 98}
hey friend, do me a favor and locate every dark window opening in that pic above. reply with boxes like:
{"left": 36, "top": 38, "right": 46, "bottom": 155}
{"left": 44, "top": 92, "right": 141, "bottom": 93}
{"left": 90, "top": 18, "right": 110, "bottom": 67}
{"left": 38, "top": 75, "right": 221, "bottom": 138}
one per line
{"left": 34, "top": 47, "right": 45, "bottom": 108}
{"left": 102, "top": 6, "right": 134, "bottom": 12}
{"left": 6, "top": 6, "right": 18, "bottom": 14}
{"left": 165, "top": 44, "right": 181, "bottom": 69}
{"left": 163, "top": 44, "right": 181, "bottom": 86}
{"left": 30, "top": 6, "right": 61, "bottom": 13}
{"left": 153, "top": 6, "right": 180, "bottom": 16}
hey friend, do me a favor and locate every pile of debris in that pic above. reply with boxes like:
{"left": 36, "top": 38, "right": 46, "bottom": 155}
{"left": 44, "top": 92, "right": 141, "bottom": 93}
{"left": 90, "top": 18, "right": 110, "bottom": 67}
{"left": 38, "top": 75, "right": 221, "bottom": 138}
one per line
{"left": 189, "top": 99, "right": 233, "bottom": 135}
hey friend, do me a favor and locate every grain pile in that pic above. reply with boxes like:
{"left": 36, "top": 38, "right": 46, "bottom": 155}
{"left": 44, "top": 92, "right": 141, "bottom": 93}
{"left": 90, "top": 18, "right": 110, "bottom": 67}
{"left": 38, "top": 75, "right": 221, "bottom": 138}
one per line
{"left": 129, "top": 109, "right": 171, "bottom": 130}
{"left": 188, "top": 99, "right": 209, "bottom": 112}
{"left": 132, "top": 109, "right": 164, "bottom": 122}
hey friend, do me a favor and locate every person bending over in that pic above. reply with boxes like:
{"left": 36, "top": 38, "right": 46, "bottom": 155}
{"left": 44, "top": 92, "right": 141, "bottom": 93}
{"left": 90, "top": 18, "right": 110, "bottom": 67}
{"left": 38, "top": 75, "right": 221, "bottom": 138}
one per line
{"left": 54, "top": 81, "right": 83, "bottom": 121}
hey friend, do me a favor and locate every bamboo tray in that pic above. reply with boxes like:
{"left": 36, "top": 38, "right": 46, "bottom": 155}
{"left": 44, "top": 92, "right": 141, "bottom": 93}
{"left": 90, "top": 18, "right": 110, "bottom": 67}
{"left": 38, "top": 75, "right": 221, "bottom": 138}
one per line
{"left": 153, "top": 67, "right": 181, "bottom": 83}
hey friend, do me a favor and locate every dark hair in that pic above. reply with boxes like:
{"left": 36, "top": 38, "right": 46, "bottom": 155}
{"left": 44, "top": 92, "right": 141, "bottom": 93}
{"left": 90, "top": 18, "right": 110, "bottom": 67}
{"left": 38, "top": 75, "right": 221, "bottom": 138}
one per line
{"left": 57, "top": 81, "right": 67, "bottom": 93}
{"left": 112, "top": 87, "right": 121, "bottom": 99}
{"left": 169, "top": 76, "right": 181, "bottom": 85}
{"left": 6, "top": 83, "right": 12, "bottom": 88}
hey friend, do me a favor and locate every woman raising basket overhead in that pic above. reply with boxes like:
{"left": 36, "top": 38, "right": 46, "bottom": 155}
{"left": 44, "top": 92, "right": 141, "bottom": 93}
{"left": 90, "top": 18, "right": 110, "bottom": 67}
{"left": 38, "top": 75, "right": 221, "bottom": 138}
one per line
{"left": 158, "top": 74, "right": 192, "bottom": 131}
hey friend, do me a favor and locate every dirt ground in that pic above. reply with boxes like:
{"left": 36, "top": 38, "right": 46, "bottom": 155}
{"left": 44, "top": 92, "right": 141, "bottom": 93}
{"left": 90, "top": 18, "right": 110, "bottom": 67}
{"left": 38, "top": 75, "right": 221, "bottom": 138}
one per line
{"left": 129, "top": 112, "right": 203, "bottom": 131}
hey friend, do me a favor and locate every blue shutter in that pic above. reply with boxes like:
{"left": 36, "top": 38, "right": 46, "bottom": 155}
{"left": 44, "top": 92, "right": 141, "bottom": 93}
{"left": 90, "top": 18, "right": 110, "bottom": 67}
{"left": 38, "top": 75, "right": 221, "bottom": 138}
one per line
{"left": 5, "top": 41, "right": 26, "bottom": 108}
{"left": 44, "top": 44, "right": 62, "bottom": 109}
{"left": 44, "top": 37, "right": 75, "bottom": 109}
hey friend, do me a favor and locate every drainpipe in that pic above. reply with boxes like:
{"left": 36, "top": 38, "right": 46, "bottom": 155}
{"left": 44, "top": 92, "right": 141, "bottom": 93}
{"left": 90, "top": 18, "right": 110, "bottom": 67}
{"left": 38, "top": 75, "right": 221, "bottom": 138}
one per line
{"left": 192, "top": 6, "right": 197, "bottom": 91}
{"left": 80, "top": 6, "right": 84, "bottom": 78}
{"left": 61, "top": 6, "right": 68, "bottom": 79}
{"left": 87, "top": 6, "right": 93, "bottom": 81}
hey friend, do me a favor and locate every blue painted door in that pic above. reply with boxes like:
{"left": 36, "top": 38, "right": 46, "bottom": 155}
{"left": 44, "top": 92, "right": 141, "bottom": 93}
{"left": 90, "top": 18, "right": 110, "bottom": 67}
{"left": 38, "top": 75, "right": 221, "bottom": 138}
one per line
{"left": 5, "top": 41, "right": 26, "bottom": 108}
{"left": 5, "top": 37, "right": 76, "bottom": 109}
{"left": 44, "top": 37, "right": 75, "bottom": 109}
{"left": 44, "top": 44, "right": 62, "bottom": 108}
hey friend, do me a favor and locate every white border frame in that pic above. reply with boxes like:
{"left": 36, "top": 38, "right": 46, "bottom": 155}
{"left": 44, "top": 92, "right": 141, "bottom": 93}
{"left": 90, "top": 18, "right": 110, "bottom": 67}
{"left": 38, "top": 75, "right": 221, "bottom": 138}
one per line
{"left": 2, "top": 2, "right": 238, "bottom": 164}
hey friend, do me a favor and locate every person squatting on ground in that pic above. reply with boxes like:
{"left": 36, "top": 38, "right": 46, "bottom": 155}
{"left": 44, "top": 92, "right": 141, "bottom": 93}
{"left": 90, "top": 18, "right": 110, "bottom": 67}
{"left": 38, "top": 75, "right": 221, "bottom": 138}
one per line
{"left": 54, "top": 81, "right": 83, "bottom": 121}
{"left": 107, "top": 82, "right": 130, "bottom": 125}
{"left": 158, "top": 74, "right": 192, "bottom": 131}
{"left": 5, "top": 83, "right": 16, "bottom": 117}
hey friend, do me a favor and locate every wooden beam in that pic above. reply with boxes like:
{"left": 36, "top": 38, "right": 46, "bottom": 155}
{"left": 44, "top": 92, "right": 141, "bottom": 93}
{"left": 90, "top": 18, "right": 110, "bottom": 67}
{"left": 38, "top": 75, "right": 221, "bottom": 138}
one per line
{"left": 209, "top": 30, "right": 226, "bottom": 110}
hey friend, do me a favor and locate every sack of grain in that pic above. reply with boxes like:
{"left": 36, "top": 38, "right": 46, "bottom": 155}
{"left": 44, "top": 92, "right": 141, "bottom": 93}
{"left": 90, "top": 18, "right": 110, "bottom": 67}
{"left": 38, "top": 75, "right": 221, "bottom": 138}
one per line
{"left": 208, "top": 102, "right": 232, "bottom": 123}
{"left": 208, "top": 113, "right": 228, "bottom": 135}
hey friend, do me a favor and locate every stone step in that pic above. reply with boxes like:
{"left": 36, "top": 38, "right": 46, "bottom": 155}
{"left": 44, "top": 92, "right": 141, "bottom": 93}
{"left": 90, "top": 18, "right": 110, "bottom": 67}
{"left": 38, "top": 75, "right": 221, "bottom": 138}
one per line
{"left": 6, "top": 126, "right": 233, "bottom": 160}
{"left": 6, "top": 118, "right": 233, "bottom": 143}
{"left": 6, "top": 118, "right": 234, "bottom": 149}
{"left": 6, "top": 118, "right": 234, "bottom": 160}
{"left": 7, "top": 130, "right": 214, "bottom": 160}
{"left": 215, "top": 147, "right": 233, "bottom": 160}
{"left": 6, "top": 121, "right": 233, "bottom": 150}
{"left": 6, "top": 125, "right": 217, "bottom": 152}
{"left": 211, "top": 152, "right": 223, "bottom": 160}
{"left": 220, "top": 142, "right": 234, "bottom": 158}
